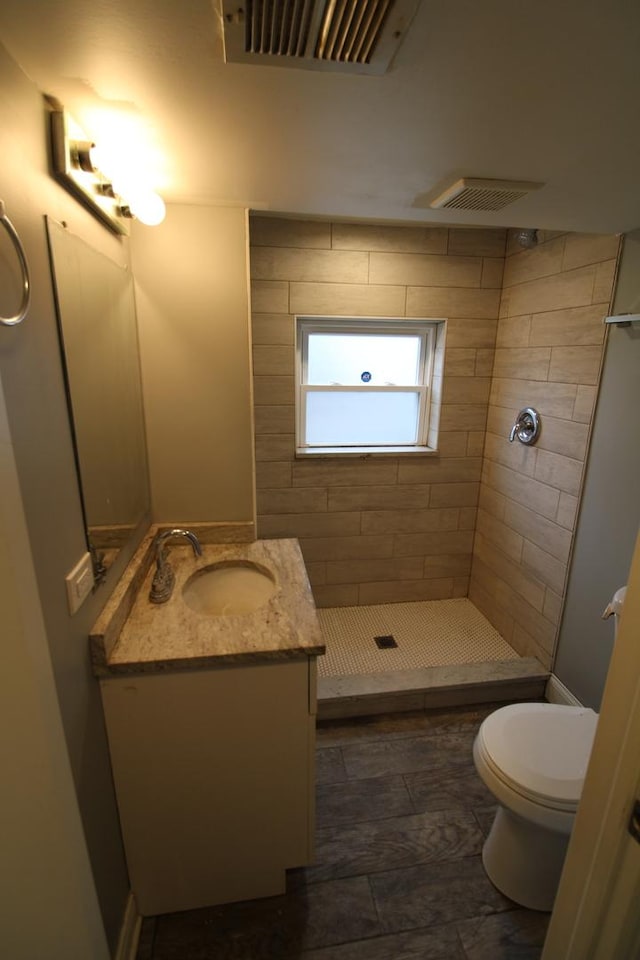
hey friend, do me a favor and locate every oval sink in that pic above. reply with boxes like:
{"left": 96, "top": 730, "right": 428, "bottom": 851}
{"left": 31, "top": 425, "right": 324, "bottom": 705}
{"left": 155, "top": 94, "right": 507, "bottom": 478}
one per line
{"left": 182, "top": 561, "right": 277, "bottom": 616}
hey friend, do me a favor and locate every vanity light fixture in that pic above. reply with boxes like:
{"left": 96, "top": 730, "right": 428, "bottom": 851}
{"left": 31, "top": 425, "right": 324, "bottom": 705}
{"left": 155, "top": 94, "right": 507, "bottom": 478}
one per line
{"left": 50, "top": 109, "right": 166, "bottom": 234}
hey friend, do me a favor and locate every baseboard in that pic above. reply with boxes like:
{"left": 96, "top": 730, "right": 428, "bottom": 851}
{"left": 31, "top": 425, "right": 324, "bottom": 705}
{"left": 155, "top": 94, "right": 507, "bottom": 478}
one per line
{"left": 546, "top": 673, "right": 583, "bottom": 706}
{"left": 114, "top": 892, "right": 141, "bottom": 960}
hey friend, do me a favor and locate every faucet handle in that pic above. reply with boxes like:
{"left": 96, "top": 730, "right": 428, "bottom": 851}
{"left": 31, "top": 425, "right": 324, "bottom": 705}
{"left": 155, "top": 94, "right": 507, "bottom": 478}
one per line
{"left": 508, "top": 407, "right": 541, "bottom": 445}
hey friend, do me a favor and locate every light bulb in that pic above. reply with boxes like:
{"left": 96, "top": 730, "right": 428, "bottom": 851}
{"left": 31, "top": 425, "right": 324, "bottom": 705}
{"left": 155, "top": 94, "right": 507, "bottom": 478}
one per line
{"left": 126, "top": 190, "right": 166, "bottom": 226}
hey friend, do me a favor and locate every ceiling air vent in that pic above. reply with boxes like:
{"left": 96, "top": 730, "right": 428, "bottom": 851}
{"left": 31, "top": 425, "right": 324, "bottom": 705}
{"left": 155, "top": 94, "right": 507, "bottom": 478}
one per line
{"left": 429, "top": 178, "right": 544, "bottom": 212}
{"left": 220, "top": 0, "right": 421, "bottom": 75}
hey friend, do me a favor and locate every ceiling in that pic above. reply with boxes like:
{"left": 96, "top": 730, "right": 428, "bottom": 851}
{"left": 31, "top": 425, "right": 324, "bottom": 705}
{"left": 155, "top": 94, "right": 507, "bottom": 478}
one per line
{"left": 2, "top": 0, "right": 640, "bottom": 233}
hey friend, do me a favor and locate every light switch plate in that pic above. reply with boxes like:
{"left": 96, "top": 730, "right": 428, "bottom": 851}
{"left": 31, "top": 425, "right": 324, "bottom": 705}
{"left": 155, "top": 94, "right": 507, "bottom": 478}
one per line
{"left": 65, "top": 551, "right": 94, "bottom": 615}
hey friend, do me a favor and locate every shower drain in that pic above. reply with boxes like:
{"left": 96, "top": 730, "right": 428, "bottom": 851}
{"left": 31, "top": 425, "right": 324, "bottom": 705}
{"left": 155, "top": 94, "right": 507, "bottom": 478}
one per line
{"left": 374, "top": 634, "right": 398, "bottom": 649}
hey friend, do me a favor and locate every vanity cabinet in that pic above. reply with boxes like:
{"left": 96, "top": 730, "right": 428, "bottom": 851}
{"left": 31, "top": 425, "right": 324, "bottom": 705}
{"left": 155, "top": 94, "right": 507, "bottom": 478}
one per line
{"left": 100, "top": 656, "right": 317, "bottom": 916}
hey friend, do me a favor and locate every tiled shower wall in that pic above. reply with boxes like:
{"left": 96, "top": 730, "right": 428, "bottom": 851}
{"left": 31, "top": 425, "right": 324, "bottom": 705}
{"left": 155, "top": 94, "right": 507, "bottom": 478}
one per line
{"left": 469, "top": 231, "right": 619, "bottom": 668}
{"left": 250, "top": 217, "right": 505, "bottom": 607}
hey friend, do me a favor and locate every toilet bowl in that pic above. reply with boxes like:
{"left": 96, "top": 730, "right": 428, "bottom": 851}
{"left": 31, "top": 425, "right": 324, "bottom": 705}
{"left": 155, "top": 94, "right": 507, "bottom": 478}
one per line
{"left": 473, "top": 702, "right": 598, "bottom": 911}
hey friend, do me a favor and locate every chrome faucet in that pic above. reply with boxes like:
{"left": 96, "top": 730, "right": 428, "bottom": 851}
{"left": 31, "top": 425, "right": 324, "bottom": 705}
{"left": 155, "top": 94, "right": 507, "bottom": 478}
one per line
{"left": 149, "top": 528, "right": 202, "bottom": 604}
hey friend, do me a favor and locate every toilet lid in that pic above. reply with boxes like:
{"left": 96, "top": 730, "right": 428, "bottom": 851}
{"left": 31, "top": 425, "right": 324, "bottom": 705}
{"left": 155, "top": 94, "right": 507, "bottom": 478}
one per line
{"left": 478, "top": 703, "right": 598, "bottom": 807}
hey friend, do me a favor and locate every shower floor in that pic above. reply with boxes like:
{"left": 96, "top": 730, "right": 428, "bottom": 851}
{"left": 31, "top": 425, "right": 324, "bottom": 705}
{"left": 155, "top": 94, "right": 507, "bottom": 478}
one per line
{"left": 315, "top": 598, "right": 548, "bottom": 720}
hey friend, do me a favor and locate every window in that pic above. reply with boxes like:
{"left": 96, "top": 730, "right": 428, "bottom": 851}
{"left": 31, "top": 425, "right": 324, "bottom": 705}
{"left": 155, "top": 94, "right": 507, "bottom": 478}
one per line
{"left": 296, "top": 317, "right": 443, "bottom": 455}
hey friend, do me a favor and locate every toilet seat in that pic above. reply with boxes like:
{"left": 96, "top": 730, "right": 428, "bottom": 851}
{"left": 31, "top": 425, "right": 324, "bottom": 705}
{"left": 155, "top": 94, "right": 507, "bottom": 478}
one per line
{"left": 476, "top": 703, "right": 598, "bottom": 811}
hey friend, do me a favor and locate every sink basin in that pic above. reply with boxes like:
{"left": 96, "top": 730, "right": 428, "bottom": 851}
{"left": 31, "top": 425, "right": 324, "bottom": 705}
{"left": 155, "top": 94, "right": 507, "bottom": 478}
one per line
{"left": 182, "top": 560, "right": 277, "bottom": 616}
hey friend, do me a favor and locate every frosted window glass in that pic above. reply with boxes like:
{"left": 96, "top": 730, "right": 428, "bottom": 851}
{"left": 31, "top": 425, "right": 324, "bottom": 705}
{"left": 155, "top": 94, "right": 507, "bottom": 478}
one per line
{"left": 305, "top": 391, "right": 420, "bottom": 445}
{"left": 307, "top": 334, "right": 421, "bottom": 385}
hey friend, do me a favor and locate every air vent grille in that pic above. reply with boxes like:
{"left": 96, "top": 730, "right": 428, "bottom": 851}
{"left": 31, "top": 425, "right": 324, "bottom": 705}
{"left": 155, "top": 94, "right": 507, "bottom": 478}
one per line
{"left": 430, "top": 178, "right": 543, "bottom": 212}
{"left": 222, "top": 0, "right": 420, "bottom": 74}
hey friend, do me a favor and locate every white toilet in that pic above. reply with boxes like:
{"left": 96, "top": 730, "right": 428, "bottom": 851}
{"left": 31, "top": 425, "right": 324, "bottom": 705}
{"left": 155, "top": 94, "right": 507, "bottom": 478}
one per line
{"left": 473, "top": 585, "right": 626, "bottom": 911}
{"left": 473, "top": 701, "right": 597, "bottom": 911}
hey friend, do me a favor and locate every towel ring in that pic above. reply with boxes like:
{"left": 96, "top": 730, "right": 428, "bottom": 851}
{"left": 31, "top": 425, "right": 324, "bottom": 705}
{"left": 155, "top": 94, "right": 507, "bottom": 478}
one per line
{"left": 0, "top": 199, "right": 31, "bottom": 326}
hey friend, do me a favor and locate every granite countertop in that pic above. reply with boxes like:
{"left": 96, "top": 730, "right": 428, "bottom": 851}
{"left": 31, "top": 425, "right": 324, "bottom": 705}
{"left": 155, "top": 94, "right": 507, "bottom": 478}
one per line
{"left": 90, "top": 533, "right": 325, "bottom": 676}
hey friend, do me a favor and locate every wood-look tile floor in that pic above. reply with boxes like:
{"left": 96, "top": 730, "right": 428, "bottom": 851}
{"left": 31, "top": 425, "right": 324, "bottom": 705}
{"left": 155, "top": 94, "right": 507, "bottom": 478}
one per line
{"left": 136, "top": 704, "right": 549, "bottom": 959}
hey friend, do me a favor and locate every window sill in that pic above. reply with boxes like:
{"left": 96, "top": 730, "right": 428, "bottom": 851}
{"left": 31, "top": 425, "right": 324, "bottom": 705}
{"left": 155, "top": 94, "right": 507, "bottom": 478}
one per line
{"left": 295, "top": 445, "right": 439, "bottom": 459}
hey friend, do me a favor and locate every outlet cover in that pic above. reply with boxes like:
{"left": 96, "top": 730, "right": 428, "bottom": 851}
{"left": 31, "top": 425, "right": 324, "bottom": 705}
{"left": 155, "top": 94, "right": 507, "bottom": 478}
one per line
{"left": 65, "top": 551, "right": 94, "bottom": 615}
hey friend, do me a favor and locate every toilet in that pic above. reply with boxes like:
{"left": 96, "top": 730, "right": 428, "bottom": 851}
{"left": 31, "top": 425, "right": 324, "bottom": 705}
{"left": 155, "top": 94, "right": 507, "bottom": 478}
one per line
{"left": 473, "top": 701, "right": 597, "bottom": 911}
{"left": 472, "top": 585, "right": 627, "bottom": 911}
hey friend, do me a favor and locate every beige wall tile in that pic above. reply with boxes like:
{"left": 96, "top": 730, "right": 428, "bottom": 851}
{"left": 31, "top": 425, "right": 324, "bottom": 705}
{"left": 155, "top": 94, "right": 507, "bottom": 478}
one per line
{"left": 481, "top": 259, "right": 504, "bottom": 289}
{"left": 503, "top": 500, "right": 572, "bottom": 562}
{"left": 362, "top": 507, "right": 459, "bottom": 535}
{"left": 478, "top": 484, "right": 507, "bottom": 520}
{"left": 472, "top": 557, "right": 555, "bottom": 653}
{"left": 492, "top": 347, "right": 551, "bottom": 380}
{"left": 538, "top": 415, "right": 589, "bottom": 461}
{"left": 592, "top": 259, "right": 617, "bottom": 303}
{"left": 445, "top": 317, "right": 498, "bottom": 348}
{"left": 255, "top": 435, "right": 295, "bottom": 461}
{"left": 443, "top": 348, "right": 476, "bottom": 376}
{"left": 468, "top": 578, "right": 515, "bottom": 643}
{"left": 511, "top": 625, "right": 553, "bottom": 667}
{"left": 430, "top": 482, "right": 479, "bottom": 507}
{"left": 332, "top": 223, "right": 448, "bottom": 254}
{"left": 443, "top": 377, "right": 491, "bottom": 404}
{"left": 483, "top": 460, "right": 560, "bottom": 521}
{"left": 458, "top": 507, "right": 477, "bottom": 529}
{"left": 423, "top": 554, "right": 472, "bottom": 578}
{"left": 502, "top": 237, "right": 565, "bottom": 288}
{"left": 490, "top": 377, "right": 577, "bottom": 419}
{"left": 250, "top": 280, "right": 289, "bottom": 313}
{"left": 393, "top": 530, "right": 474, "bottom": 557}
{"left": 529, "top": 304, "right": 606, "bottom": 347}
{"left": 304, "top": 561, "right": 326, "bottom": 585}
{"left": 293, "top": 460, "right": 398, "bottom": 487}
{"left": 257, "top": 511, "right": 361, "bottom": 538}
{"left": 370, "top": 252, "right": 482, "bottom": 288}
{"left": 467, "top": 431, "right": 486, "bottom": 457}
{"left": 326, "top": 556, "right": 423, "bottom": 584}
{"left": 252, "top": 246, "right": 368, "bottom": 283}
{"left": 300, "top": 535, "right": 393, "bottom": 561}
{"left": 452, "top": 577, "right": 470, "bottom": 597}
{"left": 475, "top": 349, "right": 495, "bottom": 377}
{"left": 543, "top": 589, "right": 563, "bottom": 625}
{"left": 572, "top": 384, "right": 597, "bottom": 422}
{"left": 290, "top": 281, "right": 405, "bottom": 316}
{"left": 438, "top": 432, "right": 473, "bottom": 457}
{"left": 252, "top": 344, "right": 294, "bottom": 376}
{"left": 407, "top": 287, "right": 500, "bottom": 319}
{"left": 257, "top": 487, "right": 327, "bottom": 514}
{"left": 521, "top": 540, "right": 567, "bottom": 594}
{"left": 475, "top": 507, "right": 523, "bottom": 562}
{"left": 439, "top": 403, "right": 488, "bottom": 431}
{"left": 485, "top": 402, "right": 518, "bottom": 438}
{"left": 495, "top": 316, "right": 531, "bottom": 349}
{"left": 255, "top": 461, "right": 291, "bottom": 489}
{"left": 548, "top": 346, "right": 602, "bottom": 384}
{"left": 447, "top": 228, "right": 506, "bottom": 258}
{"left": 359, "top": 578, "right": 454, "bottom": 604}
{"left": 556, "top": 492, "right": 579, "bottom": 529}
{"left": 254, "top": 405, "right": 295, "bottom": 435}
{"left": 251, "top": 313, "right": 295, "bottom": 345}
{"left": 483, "top": 431, "right": 538, "bottom": 479}
{"left": 313, "top": 584, "right": 359, "bottom": 607}
{"left": 328, "top": 484, "right": 429, "bottom": 512}
{"left": 250, "top": 216, "right": 331, "bottom": 249}
{"left": 562, "top": 233, "right": 620, "bottom": 271}
{"left": 398, "top": 457, "right": 482, "bottom": 483}
{"left": 505, "top": 266, "right": 596, "bottom": 317}
{"left": 534, "top": 449, "right": 583, "bottom": 496}
{"left": 253, "top": 376, "right": 295, "bottom": 405}
{"left": 474, "top": 532, "right": 546, "bottom": 612}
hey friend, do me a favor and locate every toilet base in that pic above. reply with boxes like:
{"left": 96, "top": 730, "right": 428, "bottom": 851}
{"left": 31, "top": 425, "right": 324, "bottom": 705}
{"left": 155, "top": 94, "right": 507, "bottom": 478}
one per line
{"left": 482, "top": 805, "right": 570, "bottom": 912}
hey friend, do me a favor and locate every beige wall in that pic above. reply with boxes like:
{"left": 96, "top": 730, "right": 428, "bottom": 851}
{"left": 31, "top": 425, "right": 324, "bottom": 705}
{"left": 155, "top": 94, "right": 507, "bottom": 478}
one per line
{"left": 0, "top": 42, "right": 132, "bottom": 951}
{"left": 469, "top": 230, "right": 619, "bottom": 668}
{"left": 250, "top": 217, "right": 505, "bottom": 606}
{"left": 131, "top": 205, "right": 256, "bottom": 525}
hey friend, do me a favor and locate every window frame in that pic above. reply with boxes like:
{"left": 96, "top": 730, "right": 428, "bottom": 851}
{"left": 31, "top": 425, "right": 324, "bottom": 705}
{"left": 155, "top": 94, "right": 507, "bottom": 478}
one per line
{"left": 295, "top": 316, "right": 441, "bottom": 457}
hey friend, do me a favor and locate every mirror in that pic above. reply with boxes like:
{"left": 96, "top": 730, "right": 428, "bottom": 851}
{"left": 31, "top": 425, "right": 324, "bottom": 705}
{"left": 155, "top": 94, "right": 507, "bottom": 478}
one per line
{"left": 46, "top": 218, "right": 150, "bottom": 577}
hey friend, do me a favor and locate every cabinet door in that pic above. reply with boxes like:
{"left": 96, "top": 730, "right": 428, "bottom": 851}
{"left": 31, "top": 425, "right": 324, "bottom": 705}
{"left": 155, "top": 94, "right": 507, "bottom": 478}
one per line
{"left": 101, "top": 660, "right": 314, "bottom": 915}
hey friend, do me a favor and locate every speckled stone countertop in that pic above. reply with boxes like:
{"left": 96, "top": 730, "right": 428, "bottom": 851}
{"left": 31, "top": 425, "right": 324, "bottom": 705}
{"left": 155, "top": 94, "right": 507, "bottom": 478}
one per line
{"left": 90, "top": 531, "right": 325, "bottom": 676}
